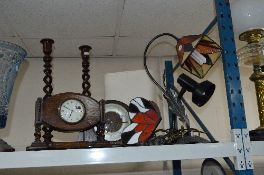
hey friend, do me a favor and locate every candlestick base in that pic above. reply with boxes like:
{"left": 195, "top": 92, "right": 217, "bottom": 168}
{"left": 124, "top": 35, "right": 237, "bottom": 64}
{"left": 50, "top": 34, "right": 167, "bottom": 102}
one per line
{"left": 0, "top": 139, "right": 15, "bottom": 152}
{"left": 249, "top": 128, "right": 264, "bottom": 141}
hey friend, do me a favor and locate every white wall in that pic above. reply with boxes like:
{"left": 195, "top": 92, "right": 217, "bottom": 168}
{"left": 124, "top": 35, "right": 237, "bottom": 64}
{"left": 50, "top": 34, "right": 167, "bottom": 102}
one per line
{"left": 0, "top": 56, "right": 262, "bottom": 175}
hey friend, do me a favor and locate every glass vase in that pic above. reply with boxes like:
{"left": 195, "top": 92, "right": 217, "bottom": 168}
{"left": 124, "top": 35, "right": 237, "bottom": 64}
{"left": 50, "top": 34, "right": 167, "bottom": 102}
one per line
{"left": 0, "top": 41, "right": 27, "bottom": 128}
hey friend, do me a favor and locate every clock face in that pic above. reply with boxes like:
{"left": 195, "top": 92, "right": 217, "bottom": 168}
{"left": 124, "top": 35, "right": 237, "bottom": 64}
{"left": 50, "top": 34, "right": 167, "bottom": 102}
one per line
{"left": 104, "top": 101, "right": 131, "bottom": 141}
{"left": 59, "top": 99, "right": 85, "bottom": 124}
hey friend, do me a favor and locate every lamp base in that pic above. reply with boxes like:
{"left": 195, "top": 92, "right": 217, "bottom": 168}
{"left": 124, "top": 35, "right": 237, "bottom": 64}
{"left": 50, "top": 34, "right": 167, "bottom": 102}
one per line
{"left": 0, "top": 139, "right": 15, "bottom": 152}
{"left": 249, "top": 128, "right": 264, "bottom": 141}
{"left": 239, "top": 29, "right": 264, "bottom": 43}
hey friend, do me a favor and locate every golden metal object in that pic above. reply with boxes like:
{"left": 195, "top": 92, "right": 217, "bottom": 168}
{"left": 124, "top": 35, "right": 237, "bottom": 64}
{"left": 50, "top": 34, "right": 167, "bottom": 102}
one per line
{"left": 250, "top": 66, "right": 264, "bottom": 129}
{"left": 239, "top": 28, "right": 264, "bottom": 43}
{"left": 239, "top": 28, "right": 264, "bottom": 140}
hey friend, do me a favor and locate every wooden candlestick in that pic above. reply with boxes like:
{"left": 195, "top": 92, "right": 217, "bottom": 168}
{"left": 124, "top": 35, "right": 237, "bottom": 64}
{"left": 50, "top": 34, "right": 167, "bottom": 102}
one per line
{"left": 41, "top": 38, "right": 54, "bottom": 98}
{"left": 41, "top": 38, "right": 54, "bottom": 144}
{"left": 79, "top": 45, "right": 92, "bottom": 97}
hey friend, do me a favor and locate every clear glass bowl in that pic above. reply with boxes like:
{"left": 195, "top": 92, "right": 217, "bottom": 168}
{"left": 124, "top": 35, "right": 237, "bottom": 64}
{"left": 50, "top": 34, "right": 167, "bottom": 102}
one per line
{"left": 237, "top": 42, "right": 264, "bottom": 66}
{"left": 0, "top": 41, "right": 27, "bottom": 128}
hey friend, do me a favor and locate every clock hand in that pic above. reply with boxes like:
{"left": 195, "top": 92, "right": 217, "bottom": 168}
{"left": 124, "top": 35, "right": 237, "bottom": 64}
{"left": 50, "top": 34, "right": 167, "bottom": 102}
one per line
{"left": 62, "top": 106, "right": 71, "bottom": 111}
{"left": 112, "top": 121, "right": 129, "bottom": 124}
{"left": 105, "top": 121, "right": 129, "bottom": 125}
{"left": 69, "top": 110, "right": 73, "bottom": 117}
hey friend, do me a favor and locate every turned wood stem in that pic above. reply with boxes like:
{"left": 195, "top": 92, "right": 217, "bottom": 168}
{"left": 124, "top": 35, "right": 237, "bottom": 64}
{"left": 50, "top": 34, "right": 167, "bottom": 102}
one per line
{"left": 79, "top": 45, "right": 92, "bottom": 97}
{"left": 41, "top": 38, "right": 54, "bottom": 98}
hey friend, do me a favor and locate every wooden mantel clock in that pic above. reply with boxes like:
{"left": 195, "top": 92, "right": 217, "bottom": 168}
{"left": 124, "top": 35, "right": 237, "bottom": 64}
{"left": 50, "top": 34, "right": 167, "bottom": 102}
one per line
{"left": 27, "top": 39, "right": 121, "bottom": 151}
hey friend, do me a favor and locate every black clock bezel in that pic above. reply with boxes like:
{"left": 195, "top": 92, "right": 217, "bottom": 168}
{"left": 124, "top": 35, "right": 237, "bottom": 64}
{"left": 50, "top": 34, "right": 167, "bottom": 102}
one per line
{"left": 104, "top": 100, "right": 131, "bottom": 141}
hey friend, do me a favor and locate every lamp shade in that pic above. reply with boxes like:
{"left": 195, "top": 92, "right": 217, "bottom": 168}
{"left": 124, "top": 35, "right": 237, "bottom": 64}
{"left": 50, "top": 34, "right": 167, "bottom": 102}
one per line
{"left": 231, "top": 0, "right": 264, "bottom": 35}
{"left": 177, "top": 73, "right": 215, "bottom": 107}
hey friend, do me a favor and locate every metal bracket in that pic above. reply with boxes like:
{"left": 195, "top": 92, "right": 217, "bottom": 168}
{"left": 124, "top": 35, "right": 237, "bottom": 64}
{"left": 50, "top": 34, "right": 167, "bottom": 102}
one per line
{"left": 232, "top": 129, "right": 246, "bottom": 170}
{"left": 242, "top": 129, "right": 254, "bottom": 170}
{"left": 231, "top": 129, "right": 254, "bottom": 171}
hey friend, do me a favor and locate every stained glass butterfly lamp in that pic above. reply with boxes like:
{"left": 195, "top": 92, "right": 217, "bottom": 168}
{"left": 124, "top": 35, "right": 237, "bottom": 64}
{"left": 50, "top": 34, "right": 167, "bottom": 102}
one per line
{"left": 176, "top": 34, "right": 222, "bottom": 79}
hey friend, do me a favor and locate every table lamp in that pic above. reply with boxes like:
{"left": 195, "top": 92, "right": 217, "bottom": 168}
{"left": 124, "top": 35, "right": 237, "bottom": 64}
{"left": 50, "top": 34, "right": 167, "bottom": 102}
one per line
{"left": 231, "top": 0, "right": 264, "bottom": 141}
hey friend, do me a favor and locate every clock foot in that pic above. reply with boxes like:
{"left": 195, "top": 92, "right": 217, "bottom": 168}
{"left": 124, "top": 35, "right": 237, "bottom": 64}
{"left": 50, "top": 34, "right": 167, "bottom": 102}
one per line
{"left": 0, "top": 139, "right": 15, "bottom": 152}
{"left": 26, "top": 142, "right": 49, "bottom": 151}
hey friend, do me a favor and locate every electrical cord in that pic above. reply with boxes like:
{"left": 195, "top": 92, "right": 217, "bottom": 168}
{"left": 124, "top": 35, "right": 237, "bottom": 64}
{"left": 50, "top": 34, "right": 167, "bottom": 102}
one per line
{"left": 163, "top": 62, "right": 181, "bottom": 88}
{"left": 143, "top": 33, "right": 179, "bottom": 96}
{"left": 142, "top": 127, "right": 208, "bottom": 145}
{"left": 143, "top": 33, "right": 191, "bottom": 127}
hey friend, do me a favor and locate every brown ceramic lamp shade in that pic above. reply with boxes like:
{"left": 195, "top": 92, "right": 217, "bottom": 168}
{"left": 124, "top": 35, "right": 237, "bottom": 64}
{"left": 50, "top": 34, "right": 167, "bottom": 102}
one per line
{"left": 176, "top": 35, "right": 222, "bottom": 79}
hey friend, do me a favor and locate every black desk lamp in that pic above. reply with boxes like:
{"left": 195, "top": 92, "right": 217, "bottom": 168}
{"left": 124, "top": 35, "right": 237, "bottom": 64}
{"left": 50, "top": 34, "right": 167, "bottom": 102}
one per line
{"left": 177, "top": 73, "right": 215, "bottom": 107}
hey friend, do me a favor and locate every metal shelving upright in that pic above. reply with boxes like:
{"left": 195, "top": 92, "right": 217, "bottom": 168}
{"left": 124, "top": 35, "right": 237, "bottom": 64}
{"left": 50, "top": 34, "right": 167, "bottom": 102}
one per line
{"left": 214, "top": 0, "right": 254, "bottom": 174}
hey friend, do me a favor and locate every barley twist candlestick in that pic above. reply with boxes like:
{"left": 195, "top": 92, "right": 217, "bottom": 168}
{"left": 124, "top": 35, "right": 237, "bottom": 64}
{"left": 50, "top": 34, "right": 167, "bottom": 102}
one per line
{"left": 41, "top": 38, "right": 54, "bottom": 98}
{"left": 40, "top": 38, "right": 54, "bottom": 143}
{"left": 79, "top": 45, "right": 99, "bottom": 142}
{"left": 79, "top": 45, "right": 92, "bottom": 97}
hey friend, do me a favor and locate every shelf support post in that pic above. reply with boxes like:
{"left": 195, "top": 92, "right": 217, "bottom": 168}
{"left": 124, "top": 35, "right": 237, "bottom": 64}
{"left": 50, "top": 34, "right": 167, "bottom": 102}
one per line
{"left": 214, "top": 0, "right": 254, "bottom": 174}
{"left": 165, "top": 61, "right": 182, "bottom": 175}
